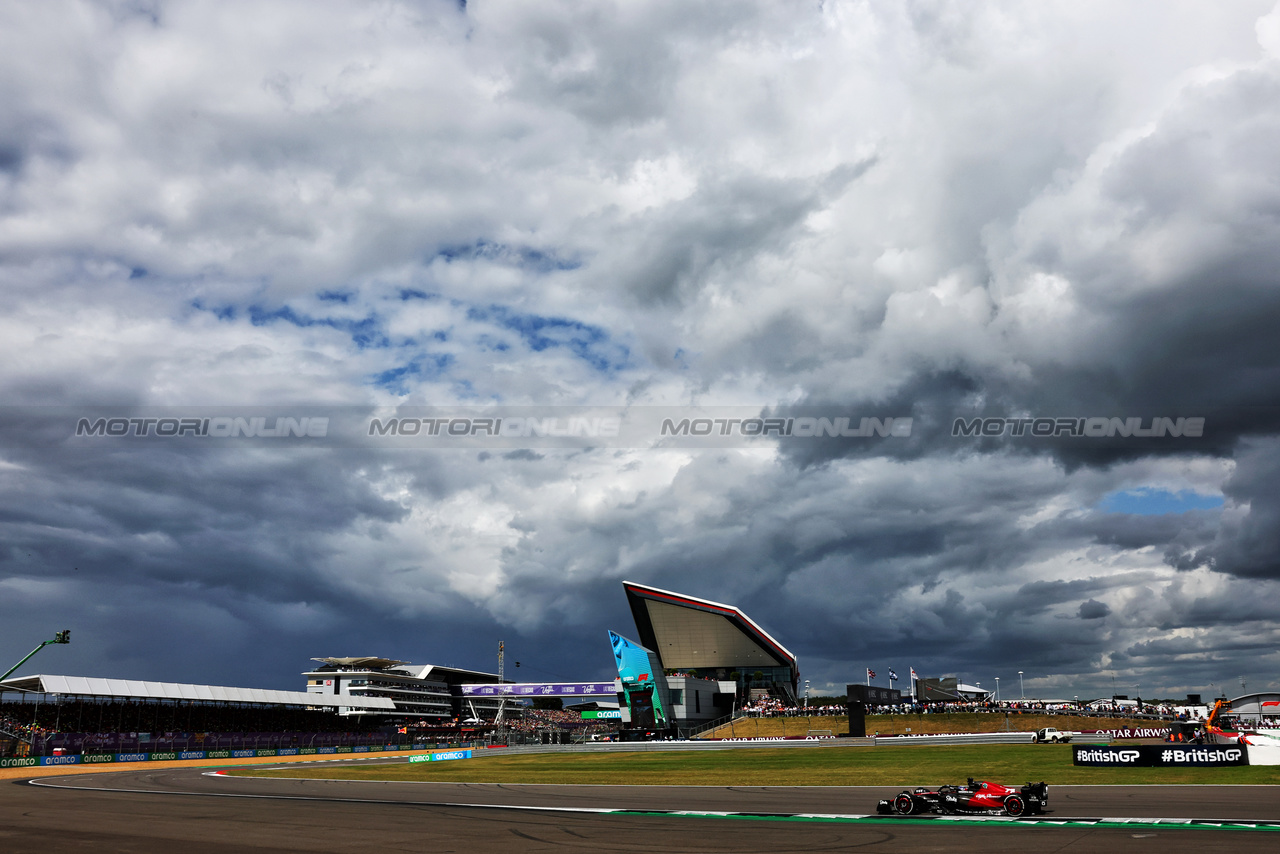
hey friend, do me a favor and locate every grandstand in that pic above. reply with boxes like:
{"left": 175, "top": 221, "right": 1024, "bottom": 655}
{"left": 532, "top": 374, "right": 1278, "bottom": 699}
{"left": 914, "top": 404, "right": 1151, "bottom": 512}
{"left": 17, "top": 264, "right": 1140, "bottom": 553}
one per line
{"left": 0, "top": 676, "right": 399, "bottom": 758}
{"left": 0, "top": 659, "right": 564, "bottom": 758}
{"left": 302, "top": 657, "right": 507, "bottom": 722}
{"left": 0, "top": 665, "right": 507, "bottom": 758}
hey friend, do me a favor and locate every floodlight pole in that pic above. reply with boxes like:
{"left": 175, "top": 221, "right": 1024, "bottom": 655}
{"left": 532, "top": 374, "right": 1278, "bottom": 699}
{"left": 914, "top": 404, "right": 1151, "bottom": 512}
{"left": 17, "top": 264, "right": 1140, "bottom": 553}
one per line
{"left": 1, "top": 630, "right": 71, "bottom": 683}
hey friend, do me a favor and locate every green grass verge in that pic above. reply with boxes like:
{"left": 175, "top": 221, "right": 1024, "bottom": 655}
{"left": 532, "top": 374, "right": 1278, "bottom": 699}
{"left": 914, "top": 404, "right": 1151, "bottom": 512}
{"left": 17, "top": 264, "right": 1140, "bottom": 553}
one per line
{"left": 234, "top": 744, "right": 1280, "bottom": 787}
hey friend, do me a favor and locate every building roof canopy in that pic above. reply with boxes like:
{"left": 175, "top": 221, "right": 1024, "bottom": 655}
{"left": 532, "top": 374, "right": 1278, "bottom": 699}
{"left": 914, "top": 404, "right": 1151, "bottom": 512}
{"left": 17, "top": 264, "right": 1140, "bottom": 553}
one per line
{"left": 624, "top": 581, "right": 796, "bottom": 672}
{"left": 642, "top": 599, "right": 783, "bottom": 669}
{"left": 0, "top": 674, "right": 395, "bottom": 710}
{"left": 310, "top": 657, "right": 408, "bottom": 670}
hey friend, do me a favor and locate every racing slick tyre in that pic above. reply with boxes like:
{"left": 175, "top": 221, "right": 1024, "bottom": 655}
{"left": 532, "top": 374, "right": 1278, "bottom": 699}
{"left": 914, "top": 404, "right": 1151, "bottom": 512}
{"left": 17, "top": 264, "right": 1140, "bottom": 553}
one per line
{"left": 893, "top": 794, "right": 917, "bottom": 815}
{"left": 1003, "top": 795, "right": 1026, "bottom": 817}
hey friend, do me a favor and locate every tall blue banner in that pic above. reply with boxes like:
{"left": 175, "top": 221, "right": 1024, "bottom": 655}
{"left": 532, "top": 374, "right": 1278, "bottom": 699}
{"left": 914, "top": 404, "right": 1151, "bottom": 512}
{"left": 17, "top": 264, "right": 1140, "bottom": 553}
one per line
{"left": 610, "top": 631, "right": 667, "bottom": 727}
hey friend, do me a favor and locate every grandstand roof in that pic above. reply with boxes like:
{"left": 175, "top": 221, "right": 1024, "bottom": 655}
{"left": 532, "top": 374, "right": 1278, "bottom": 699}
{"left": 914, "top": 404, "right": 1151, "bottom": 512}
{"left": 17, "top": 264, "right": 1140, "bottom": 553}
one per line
{"left": 301, "top": 661, "right": 501, "bottom": 684}
{"left": 623, "top": 581, "right": 797, "bottom": 672}
{"left": 0, "top": 674, "right": 396, "bottom": 710}
{"left": 310, "top": 657, "right": 409, "bottom": 670}
{"left": 1228, "top": 692, "right": 1280, "bottom": 717}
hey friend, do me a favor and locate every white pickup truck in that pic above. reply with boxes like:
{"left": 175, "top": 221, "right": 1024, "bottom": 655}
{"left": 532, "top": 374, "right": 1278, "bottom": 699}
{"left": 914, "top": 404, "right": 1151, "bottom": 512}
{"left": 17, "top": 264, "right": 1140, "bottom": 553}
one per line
{"left": 1032, "top": 727, "right": 1073, "bottom": 743}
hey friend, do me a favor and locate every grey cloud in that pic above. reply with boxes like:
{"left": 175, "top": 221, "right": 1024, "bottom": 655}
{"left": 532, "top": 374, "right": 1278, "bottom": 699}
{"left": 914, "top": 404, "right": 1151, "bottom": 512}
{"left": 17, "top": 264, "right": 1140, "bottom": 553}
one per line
{"left": 1210, "top": 442, "right": 1280, "bottom": 579}
{"left": 615, "top": 164, "right": 874, "bottom": 307}
{"left": 1078, "top": 599, "right": 1111, "bottom": 620}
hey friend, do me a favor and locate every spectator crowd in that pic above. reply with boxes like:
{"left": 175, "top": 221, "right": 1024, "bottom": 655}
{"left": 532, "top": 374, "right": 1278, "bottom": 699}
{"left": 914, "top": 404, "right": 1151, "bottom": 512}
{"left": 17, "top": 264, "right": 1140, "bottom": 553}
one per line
{"left": 1, "top": 709, "right": 47, "bottom": 741}
{"left": 736, "top": 696, "right": 1190, "bottom": 720}
{"left": 1, "top": 698, "right": 387, "bottom": 740}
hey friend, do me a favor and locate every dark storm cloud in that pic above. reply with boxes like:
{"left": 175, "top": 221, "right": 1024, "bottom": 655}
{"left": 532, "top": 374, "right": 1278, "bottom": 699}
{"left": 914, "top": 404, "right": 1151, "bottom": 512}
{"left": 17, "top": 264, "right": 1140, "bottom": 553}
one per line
{"left": 1079, "top": 599, "right": 1111, "bottom": 620}
{"left": 1039, "top": 508, "right": 1220, "bottom": 560}
{"left": 782, "top": 44, "right": 1280, "bottom": 437}
{"left": 1200, "top": 438, "right": 1280, "bottom": 580}
{"left": 616, "top": 164, "right": 874, "bottom": 307}
{"left": 765, "top": 43, "right": 1280, "bottom": 622}
{"left": 0, "top": 445, "right": 402, "bottom": 595}
{"left": 772, "top": 370, "right": 981, "bottom": 468}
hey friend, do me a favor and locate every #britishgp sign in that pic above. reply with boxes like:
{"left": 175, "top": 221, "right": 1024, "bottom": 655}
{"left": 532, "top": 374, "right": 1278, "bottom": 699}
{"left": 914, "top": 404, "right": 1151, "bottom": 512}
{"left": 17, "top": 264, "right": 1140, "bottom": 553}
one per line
{"left": 459, "top": 682, "right": 617, "bottom": 697}
{"left": 1073, "top": 745, "right": 1248, "bottom": 767}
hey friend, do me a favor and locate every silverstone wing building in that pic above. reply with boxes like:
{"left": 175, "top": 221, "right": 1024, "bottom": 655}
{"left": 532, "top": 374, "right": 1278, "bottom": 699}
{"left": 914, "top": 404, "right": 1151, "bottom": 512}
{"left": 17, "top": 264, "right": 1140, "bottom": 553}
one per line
{"left": 623, "top": 581, "right": 799, "bottom": 701}
{"left": 613, "top": 581, "right": 799, "bottom": 731}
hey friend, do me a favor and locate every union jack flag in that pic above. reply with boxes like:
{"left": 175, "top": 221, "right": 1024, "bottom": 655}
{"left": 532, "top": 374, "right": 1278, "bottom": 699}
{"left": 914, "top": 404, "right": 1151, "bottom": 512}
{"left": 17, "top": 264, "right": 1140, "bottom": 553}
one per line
{"left": 867, "top": 668, "right": 876, "bottom": 679}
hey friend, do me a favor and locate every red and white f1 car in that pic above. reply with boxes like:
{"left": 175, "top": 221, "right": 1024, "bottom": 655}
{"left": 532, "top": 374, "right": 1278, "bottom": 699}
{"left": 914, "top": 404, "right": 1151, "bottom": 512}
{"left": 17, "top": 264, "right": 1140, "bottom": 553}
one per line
{"left": 877, "top": 778, "right": 1049, "bottom": 817}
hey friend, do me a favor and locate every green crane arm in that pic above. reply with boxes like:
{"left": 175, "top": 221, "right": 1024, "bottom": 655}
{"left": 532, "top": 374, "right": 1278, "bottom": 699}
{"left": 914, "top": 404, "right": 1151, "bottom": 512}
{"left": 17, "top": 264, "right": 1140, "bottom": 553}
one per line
{"left": 1, "top": 630, "right": 70, "bottom": 683}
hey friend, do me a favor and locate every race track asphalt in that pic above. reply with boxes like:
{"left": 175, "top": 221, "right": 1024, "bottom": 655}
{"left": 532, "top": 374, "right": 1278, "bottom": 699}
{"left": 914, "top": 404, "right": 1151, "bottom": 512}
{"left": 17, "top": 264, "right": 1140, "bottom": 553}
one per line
{"left": 3, "top": 762, "right": 1279, "bottom": 853}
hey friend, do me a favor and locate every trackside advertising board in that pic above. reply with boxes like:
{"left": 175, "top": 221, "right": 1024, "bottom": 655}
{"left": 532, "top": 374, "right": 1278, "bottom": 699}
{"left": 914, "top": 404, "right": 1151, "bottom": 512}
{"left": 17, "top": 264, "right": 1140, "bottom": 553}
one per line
{"left": 408, "top": 750, "right": 472, "bottom": 763}
{"left": 0, "top": 757, "right": 40, "bottom": 768}
{"left": 1, "top": 745, "right": 432, "bottom": 768}
{"left": 1073, "top": 744, "right": 1248, "bottom": 767}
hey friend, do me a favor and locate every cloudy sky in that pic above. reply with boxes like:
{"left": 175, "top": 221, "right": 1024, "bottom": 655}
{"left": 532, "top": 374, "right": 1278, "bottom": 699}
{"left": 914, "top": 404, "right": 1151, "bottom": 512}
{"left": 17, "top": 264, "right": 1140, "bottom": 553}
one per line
{"left": 4, "top": 0, "right": 1280, "bottom": 703}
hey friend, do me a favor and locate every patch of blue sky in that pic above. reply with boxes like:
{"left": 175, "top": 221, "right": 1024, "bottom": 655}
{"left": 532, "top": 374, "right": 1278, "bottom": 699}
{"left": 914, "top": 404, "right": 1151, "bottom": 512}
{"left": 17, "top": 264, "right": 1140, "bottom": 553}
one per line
{"left": 190, "top": 299, "right": 236, "bottom": 321}
{"left": 475, "top": 334, "right": 510, "bottom": 352}
{"left": 467, "top": 304, "right": 629, "bottom": 374}
{"left": 451, "top": 378, "right": 483, "bottom": 400}
{"left": 1098, "top": 488, "right": 1224, "bottom": 516}
{"left": 370, "top": 353, "right": 455, "bottom": 395}
{"left": 398, "top": 288, "right": 440, "bottom": 302}
{"left": 317, "top": 290, "right": 354, "bottom": 303}
{"left": 433, "top": 240, "right": 581, "bottom": 273}
{"left": 195, "top": 294, "right": 468, "bottom": 383}
{"left": 247, "top": 304, "right": 391, "bottom": 350}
